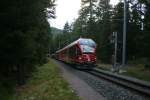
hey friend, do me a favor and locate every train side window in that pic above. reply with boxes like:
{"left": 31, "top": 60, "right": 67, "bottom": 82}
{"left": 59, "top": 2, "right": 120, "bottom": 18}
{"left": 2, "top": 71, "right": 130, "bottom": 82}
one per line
{"left": 69, "top": 46, "right": 76, "bottom": 57}
{"left": 73, "top": 46, "right": 76, "bottom": 56}
{"left": 76, "top": 47, "right": 81, "bottom": 55}
{"left": 73, "top": 47, "right": 76, "bottom": 56}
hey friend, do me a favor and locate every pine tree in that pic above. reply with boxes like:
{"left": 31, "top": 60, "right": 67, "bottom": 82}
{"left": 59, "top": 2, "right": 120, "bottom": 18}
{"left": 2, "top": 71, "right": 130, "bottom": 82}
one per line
{"left": 96, "top": 0, "right": 112, "bottom": 63}
{"left": 63, "top": 22, "right": 71, "bottom": 33}
{"left": 79, "top": 0, "right": 98, "bottom": 35}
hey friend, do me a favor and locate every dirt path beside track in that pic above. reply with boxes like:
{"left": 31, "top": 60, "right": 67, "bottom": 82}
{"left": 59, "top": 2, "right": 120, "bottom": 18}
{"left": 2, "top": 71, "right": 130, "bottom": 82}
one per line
{"left": 53, "top": 60, "right": 106, "bottom": 100}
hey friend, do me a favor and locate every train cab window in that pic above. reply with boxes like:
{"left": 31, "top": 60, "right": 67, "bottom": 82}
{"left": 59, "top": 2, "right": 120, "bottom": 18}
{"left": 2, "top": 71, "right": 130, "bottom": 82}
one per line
{"left": 79, "top": 39, "right": 96, "bottom": 47}
{"left": 80, "top": 45, "right": 94, "bottom": 53}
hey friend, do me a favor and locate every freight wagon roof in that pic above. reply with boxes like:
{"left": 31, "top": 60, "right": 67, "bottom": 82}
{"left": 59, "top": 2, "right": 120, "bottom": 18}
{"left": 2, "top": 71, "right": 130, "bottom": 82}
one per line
{"left": 56, "top": 38, "right": 96, "bottom": 53}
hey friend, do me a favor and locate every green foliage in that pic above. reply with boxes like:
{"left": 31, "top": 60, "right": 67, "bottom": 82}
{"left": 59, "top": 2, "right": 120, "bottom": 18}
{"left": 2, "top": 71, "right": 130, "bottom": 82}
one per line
{"left": 0, "top": 85, "right": 14, "bottom": 100}
{"left": 144, "top": 64, "right": 150, "bottom": 70}
{"left": 124, "top": 0, "right": 150, "bottom": 62}
{"left": 51, "top": 27, "right": 63, "bottom": 35}
{"left": 0, "top": 0, "right": 55, "bottom": 85}
{"left": 111, "top": 2, "right": 124, "bottom": 63}
{"left": 122, "top": 64, "right": 150, "bottom": 82}
{"left": 79, "top": 0, "right": 98, "bottom": 35}
{"left": 63, "top": 22, "right": 71, "bottom": 34}
{"left": 143, "top": 1, "right": 150, "bottom": 59}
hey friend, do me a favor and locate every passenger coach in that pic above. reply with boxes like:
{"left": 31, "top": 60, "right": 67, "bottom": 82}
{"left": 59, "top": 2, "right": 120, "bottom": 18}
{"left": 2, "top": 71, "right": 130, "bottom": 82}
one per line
{"left": 55, "top": 38, "right": 97, "bottom": 69}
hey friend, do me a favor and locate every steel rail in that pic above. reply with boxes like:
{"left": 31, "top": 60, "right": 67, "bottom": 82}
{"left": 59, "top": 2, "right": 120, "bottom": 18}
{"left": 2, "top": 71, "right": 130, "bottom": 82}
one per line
{"left": 87, "top": 68, "right": 150, "bottom": 96}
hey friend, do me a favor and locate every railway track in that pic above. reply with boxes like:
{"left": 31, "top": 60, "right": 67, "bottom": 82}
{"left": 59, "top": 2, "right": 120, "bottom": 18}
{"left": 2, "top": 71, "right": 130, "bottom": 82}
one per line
{"left": 54, "top": 60, "right": 150, "bottom": 99}
{"left": 87, "top": 68, "right": 150, "bottom": 96}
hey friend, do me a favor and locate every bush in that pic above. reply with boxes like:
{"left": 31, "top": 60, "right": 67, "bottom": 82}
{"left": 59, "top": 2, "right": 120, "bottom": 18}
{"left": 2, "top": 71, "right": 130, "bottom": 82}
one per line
{"left": 144, "top": 64, "right": 150, "bottom": 70}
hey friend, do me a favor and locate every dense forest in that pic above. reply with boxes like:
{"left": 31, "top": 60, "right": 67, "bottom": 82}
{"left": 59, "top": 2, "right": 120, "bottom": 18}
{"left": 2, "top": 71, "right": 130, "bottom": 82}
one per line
{"left": 0, "top": 0, "right": 55, "bottom": 87}
{"left": 51, "top": 0, "right": 150, "bottom": 66}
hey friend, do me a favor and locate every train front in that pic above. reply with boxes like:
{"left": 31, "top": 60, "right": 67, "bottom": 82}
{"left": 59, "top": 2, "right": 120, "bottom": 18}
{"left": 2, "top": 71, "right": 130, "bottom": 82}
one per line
{"left": 78, "top": 38, "right": 97, "bottom": 68}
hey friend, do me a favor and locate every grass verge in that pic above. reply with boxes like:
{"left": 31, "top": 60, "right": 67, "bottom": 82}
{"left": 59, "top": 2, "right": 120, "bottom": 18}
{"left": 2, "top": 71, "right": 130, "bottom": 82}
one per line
{"left": 97, "top": 64, "right": 150, "bottom": 82}
{"left": 14, "top": 59, "right": 80, "bottom": 100}
{"left": 97, "top": 64, "right": 112, "bottom": 71}
{"left": 0, "top": 82, "right": 15, "bottom": 100}
{"left": 121, "top": 64, "right": 150, "bottom": 82}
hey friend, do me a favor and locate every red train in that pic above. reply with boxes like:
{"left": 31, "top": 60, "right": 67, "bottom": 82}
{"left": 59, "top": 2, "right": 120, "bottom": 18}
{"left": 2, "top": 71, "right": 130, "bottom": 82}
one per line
{"left": 55, "top": 38, "right": 97, "bottom": 69}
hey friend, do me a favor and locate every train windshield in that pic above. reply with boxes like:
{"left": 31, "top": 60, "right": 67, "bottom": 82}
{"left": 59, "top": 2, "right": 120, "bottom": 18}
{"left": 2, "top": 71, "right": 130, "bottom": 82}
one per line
{"left": 80, "top": 45, "right": 94, "bottom": 53}
{"left": 79, "top": 39, "right": 96, "bottom": 47}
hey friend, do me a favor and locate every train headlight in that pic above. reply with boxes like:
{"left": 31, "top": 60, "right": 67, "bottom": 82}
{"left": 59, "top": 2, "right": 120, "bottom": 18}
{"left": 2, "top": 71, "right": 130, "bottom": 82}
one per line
{"left": 79, "top": 57, "right": 82, "bottom": 60}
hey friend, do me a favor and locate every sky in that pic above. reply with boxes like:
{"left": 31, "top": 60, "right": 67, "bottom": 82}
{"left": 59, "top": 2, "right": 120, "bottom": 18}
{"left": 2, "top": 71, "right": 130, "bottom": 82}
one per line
{"left": 49, "top": 0, "right": 119, "bottom": 29}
